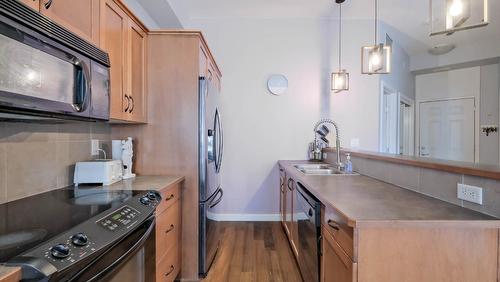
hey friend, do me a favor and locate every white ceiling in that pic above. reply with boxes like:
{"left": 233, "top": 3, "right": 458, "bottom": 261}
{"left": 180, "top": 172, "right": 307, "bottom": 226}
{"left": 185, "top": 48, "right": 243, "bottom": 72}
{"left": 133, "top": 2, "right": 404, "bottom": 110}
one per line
{"left": 151, "top": 0, "right": 499, "bottom": 57}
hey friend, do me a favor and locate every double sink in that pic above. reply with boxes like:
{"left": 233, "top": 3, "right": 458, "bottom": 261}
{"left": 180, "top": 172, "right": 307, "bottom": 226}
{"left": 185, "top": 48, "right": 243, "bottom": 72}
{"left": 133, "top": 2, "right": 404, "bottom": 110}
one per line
{"left": 294, "top": 164, "right": 359, "bottom": 176}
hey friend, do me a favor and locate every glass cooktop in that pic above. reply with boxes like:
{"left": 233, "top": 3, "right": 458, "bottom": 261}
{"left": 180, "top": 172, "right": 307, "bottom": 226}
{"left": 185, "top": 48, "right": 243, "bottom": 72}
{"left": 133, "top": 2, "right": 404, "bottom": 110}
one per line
{"left": 0, "top": 186, "right": 142, "bottom": 262}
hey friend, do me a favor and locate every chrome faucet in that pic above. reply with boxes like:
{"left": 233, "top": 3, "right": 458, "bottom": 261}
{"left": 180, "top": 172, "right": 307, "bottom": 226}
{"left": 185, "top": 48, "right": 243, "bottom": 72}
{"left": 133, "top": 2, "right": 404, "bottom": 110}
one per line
{"left": 311, "top": 119, "right": 342, "bottom": 168}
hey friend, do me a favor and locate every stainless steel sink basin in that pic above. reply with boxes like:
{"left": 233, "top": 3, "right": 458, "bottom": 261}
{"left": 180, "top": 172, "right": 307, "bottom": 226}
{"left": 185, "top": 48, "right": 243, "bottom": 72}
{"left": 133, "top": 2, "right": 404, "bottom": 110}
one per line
{"left": 294, "top": 164, "right": 359, "bottom": 176}
{"left": 294, "top": 164, "right": 334, "bottom": 170}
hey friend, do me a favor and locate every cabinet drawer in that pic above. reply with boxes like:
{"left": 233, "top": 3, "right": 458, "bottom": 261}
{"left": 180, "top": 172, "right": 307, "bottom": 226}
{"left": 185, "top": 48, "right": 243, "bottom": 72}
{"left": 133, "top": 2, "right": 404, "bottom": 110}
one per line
{"left": 323, "top": 205, "right": 354, "bottom": 259}
{"left": 156, "top": 200, "right": 180, "bottom": 263}
{"left": 156, "top": 244, "right": 180, "bottom": 282}
{"left": 156, "top": 183, "right": 180, "bottom": 214}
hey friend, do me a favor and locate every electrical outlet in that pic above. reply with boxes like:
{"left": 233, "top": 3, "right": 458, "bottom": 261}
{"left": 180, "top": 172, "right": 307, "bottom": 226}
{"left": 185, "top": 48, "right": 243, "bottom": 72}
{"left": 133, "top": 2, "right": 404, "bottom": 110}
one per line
{"left": 91, "top": 139, "right": 100, "bottom": 156}
{"left": 457, "top": 183, "right": 483, "bottom": 205}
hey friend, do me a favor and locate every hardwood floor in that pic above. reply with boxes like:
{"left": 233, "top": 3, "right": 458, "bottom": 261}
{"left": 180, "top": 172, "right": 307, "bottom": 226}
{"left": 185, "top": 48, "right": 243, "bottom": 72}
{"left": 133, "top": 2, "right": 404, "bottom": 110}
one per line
{"left": 202, "top": 222, "right": 303, "bottom": 282}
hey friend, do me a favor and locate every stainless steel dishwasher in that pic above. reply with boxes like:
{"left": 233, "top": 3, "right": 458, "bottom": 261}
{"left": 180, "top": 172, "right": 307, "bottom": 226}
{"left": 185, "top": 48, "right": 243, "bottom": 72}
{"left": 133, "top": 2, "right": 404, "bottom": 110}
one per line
{"left": 296, "top": 182, "right": 321, "bottom": 282}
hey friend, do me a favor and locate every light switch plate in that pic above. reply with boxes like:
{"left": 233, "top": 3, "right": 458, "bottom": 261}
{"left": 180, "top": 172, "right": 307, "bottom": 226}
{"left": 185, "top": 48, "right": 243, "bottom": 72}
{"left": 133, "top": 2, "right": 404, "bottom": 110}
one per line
{"left": 457, "top": 183, "right": 483, "bottom": 205}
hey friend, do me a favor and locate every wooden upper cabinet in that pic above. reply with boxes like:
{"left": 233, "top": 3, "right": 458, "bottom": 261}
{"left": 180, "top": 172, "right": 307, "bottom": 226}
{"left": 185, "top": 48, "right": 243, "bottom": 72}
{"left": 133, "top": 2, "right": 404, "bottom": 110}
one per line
{"left": 100, "top": 0, "right": 147, "bottom": 123}
{"left": 100, "top": 0, "right": 128, "bottom": 121}
{"left": 126, "top": 19, "right": 147, "bottom": 123}
{"left": 39, "top": 0, "right": 100, "bottom": 46}
{"left": 18, "top": 0, "right": 39, "bottom": 10}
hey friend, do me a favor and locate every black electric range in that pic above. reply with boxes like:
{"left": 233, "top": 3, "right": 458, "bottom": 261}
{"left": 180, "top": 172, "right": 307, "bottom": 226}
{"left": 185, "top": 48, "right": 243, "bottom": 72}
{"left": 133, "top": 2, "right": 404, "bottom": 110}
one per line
{"left": 0, "top": 186, "right": 161, "bottom": 281}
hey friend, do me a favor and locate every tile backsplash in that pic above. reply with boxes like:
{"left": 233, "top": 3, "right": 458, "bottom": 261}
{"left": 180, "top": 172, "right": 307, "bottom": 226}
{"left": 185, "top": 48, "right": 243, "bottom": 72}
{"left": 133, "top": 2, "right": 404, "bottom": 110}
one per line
{"left": 0, "top": 122, "right": 111, "bottom": 203}
{"left": 326, "top": 153, "right": 500, "bottom": 218}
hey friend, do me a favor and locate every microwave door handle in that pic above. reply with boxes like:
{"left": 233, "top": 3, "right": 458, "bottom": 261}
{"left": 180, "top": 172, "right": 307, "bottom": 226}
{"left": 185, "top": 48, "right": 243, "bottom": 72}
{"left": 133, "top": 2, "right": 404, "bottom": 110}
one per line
{"left": 72, "top": 59, "right": 90, "bottom": 113}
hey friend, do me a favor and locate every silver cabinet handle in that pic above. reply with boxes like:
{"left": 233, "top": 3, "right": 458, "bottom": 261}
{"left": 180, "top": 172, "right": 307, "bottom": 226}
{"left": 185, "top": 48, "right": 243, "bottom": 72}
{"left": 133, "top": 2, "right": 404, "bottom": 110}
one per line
{"left": 165, "top": 265, "right": 175, "bottom": 277}
{"left": 165, "top": 194, "right": 175, "bottom": 201}
{"left": 287, "top": 178, "right": 294, "bottom": 191}
{"left": 129, "top": 96, "right": 134, "bottom": 113}
{"left": 165, "top": 224, "right": 174, "bottom": 234}
{"left": 327, "top": 220, "right": 340, "bottom": 231}
{"left": 124, "top": 95, "right": 130, "bottom": 112}
{"left": 44, "top": 0, "right": 53, "bottom": 9}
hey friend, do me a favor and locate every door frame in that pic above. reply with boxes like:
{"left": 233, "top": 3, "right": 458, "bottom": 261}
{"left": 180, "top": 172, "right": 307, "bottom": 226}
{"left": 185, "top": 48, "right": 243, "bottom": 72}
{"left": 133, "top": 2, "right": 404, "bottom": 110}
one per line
{"left": 399, "top": 94, "right": 415, "bottom": 156}
{"left": 416, "top": 96, "right": 477, "bottom": 161}
{"left": 379, "top": 81, "right": 415, "bottom": 155}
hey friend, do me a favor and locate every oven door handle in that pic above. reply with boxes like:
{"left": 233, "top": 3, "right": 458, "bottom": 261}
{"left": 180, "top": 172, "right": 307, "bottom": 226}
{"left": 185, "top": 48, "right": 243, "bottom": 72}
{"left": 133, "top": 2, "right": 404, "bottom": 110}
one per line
{"left": 73, "top": 216, "right": 156, "bottom": 282}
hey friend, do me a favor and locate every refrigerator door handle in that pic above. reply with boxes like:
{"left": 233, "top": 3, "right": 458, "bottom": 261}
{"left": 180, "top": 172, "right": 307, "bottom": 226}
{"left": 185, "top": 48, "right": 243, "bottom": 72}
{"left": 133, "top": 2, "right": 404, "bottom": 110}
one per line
{"left": 214, "top": 109, "right": 223, "bottom": 173}
{"left": 209, "top": 187, "right": 223, "bottom": 209}
{"left": 200, "top": 187, "right": 220, "bottom": 204}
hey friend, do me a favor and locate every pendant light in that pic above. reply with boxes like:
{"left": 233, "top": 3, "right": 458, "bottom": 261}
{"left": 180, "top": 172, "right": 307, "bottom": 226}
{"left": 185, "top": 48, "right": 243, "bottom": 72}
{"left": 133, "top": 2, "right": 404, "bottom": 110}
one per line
{"left": 331, "top": 0, "right": 349, "bottom": 93}
{"left": 429, "top": 0, "right": 488, "bottom": 36}
{"left": 361, "top": 0, "right": 391, "bottom": 74}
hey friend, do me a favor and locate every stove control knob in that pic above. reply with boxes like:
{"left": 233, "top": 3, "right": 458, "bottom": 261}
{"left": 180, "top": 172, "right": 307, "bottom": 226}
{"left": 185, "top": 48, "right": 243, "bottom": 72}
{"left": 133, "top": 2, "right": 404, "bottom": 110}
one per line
{"left": 140, "top": 196, "right": 150, "bottom": 205}
{"left": 146, "top": 191, "right": 161, "bottom": 201}
{"left": 50, "top": 244, "right": 70, "bottom": 259}
{"left": 71, "top": 233, "right": 88, "bottom": 247}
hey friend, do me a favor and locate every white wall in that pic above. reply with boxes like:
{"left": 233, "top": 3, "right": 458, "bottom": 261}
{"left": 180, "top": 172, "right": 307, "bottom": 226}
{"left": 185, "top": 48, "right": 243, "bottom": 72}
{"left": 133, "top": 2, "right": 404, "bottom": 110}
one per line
{"left": 378, "top": 22, "right": 415, "bottom": 100}
{"left": 122, "top": 0, "right": 161, "bottom": 29}
{"left": 479, "top": 64, "right": 500, "bottom": 165}
{"left": 189, "top": 18, "right": 329, "bottom": 215}
{"left": 410, "top": 38, "right": 500, "bottom": 71}
{"left": 186, "top": 17, "right": 383, "bottom": 216}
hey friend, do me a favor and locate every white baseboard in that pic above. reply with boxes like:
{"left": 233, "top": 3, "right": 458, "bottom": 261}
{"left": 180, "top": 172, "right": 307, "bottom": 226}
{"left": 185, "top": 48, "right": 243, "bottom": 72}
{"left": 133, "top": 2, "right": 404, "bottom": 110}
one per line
{"left": 207, "top": 212, "right": 281, "bottom": 221}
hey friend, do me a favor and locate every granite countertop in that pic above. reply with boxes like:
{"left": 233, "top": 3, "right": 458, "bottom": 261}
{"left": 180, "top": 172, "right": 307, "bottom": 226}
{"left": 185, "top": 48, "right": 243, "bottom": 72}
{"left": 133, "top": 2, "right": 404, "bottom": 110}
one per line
{"left": 279, "top": 160, "right": 499, "bottom": 228}
{"left": 72, "top": 175, "right": 185, "bottom": 192}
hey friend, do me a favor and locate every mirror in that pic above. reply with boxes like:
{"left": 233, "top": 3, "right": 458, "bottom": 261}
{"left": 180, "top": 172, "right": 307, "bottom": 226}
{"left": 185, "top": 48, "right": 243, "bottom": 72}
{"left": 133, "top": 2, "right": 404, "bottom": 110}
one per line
{"left": 375, "top": 0, "right": 499, "bottom": 165}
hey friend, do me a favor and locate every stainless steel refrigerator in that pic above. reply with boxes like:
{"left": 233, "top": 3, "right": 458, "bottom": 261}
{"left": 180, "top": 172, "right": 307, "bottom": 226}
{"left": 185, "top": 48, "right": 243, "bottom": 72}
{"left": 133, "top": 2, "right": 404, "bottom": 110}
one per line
{"left": 198, "top": 76, "right": 224, "bottom": 277}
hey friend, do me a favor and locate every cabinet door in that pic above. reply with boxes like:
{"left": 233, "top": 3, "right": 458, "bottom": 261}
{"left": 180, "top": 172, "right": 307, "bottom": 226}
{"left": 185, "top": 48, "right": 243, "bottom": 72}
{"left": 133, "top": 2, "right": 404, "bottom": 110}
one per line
{"left": 284, "top": 177, "right": 293, "bottom": 238}
{"left": 40, "top": 0, "right": 100, "bottom": 45}
{"left": 100, "top": 0, "right": 128, "bottom": 120}
{"left": 291, "top": 180, "right": 300, "bottom": 258}
{"left": 279, "top": 167, "right": 286, "bottom": 225}
{"left": 322, "top": 226, "right": 355, "bottom": 282}
{"left": 125, "top": 19, "right": 147, "bottom": 122}
{"left": 18, "top": 0, "right": 39, "bottom": 10}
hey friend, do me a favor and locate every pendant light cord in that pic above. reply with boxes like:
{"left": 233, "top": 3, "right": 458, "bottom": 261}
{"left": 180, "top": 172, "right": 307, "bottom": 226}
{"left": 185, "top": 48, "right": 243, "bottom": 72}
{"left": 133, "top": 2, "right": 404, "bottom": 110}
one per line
{"left": 374, "top": 0, "right": 378, "bottom": 44}
{"left": 338, "top": 3, "right": 342, "bottom": 71}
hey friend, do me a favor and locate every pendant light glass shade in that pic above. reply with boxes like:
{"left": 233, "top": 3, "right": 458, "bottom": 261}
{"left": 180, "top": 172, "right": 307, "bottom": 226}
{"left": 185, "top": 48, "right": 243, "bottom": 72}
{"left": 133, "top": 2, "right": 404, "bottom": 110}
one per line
{"left": 332, "top": 70, "right": 349, "bottom": 92}
{"left": 331, "top": 1, "right": 349, "bottom": 93}
{"left": 361, "top": 0, "right": 391, "bottom": 75}
{"left": 430, "top": 0, "right": 488, "bottom": 36}
{"left": 362, "top": 43, "right": 391, "bottom": 74}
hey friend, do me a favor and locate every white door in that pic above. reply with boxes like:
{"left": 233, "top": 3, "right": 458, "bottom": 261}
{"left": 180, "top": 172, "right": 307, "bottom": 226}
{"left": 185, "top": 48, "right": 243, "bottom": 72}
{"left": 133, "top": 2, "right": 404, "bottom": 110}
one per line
{"left": 419, "top": 98, "right": 475, "bottom": 162}
{"left": 380, "top": 89, "right": 399, "bottom": 154}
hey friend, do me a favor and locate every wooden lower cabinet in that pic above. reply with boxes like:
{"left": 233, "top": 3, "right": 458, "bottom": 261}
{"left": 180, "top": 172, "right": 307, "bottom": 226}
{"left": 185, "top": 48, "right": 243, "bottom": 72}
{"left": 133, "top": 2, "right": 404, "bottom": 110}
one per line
{"left": 321, "top": 225, "right": 356, "bottom": 282}
{"left": 155, "top": 185, "right": 181, "bottom": 281}
{"left": 280, "top": 174, "right": 299, "bottom": 259}
{"left": 279, "top": 167, "right": 287, "bottom": 231}
{"left": 156, "top": 244, "right": 180, "bottom": 282}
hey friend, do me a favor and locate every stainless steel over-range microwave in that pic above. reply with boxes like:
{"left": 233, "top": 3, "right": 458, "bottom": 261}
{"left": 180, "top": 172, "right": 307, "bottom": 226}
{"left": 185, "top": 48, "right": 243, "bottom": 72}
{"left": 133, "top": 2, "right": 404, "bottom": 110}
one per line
{"left": 0, "top": 0, "right": 111, "bottom": 121}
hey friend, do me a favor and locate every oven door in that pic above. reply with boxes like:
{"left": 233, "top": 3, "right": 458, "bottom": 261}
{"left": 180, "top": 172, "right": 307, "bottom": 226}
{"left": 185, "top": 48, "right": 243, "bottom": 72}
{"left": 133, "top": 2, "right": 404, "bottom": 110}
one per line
{"left": 0, "top": 15, "right": 91, "bottom": 119}
{"left": 65, "top": 217, "right": 156, "bottom": 282}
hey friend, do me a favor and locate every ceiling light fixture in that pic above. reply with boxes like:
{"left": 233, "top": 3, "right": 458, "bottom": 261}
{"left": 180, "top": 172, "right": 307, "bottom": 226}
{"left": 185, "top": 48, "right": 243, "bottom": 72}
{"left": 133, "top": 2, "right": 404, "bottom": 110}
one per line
{"left": 430, "top": 0, "right": 489, "bottom": 36}
{"left": 331, "top": 0, "right": 349, "bottom": 93}
{"left": 361, "top": 0, "right": 391, "bottom": 74}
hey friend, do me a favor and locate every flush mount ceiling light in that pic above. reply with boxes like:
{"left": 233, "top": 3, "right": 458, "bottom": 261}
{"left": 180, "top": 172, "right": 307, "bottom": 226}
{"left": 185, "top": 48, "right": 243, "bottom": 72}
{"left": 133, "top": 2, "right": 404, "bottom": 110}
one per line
{"left": 332, "top": 0, "right": 349, "bottom": 93}
{"left": 361, "top": 0, "right": 391, "bottom": 75}
{"left": 428, "top": 43, "right": 456, "bottom": 55}
{"left": 430, "top": 0, "right": 489, "bottom": 36}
